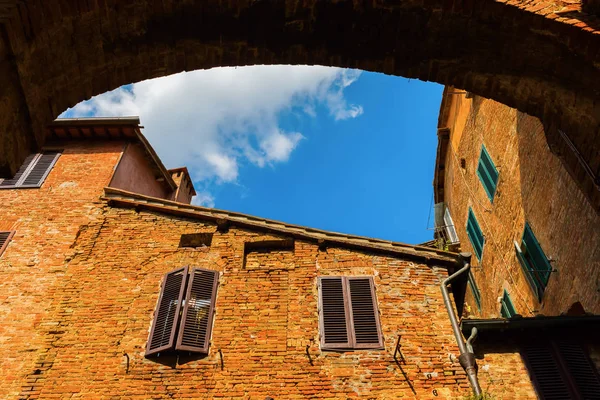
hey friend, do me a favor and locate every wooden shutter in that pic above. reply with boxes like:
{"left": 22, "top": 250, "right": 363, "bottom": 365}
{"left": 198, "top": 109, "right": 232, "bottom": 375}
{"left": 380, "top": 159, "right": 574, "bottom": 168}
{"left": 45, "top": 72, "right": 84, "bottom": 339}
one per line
{"left": 0, "top": 154, "right": 37, "bottom": 188}
{"left": 522, "top": 342, "right": 573, "bottom": 399}
{"left": 555, "top": 341, "right": 600, "bottom": 398}
{"left": 522, "top": 223, "right": 552, "bottom": 286}
{"left": 347, "top": 277, "right": 383, "bottom": 349}
{"left": 176, "top": 268, "right": 219, "bottom": 353}
{"left": 0, "top": 231, "right": 15, "bottom": 257}
{"left": 145, "top": 267, "right": 188, "bottom": 356}
{"left": 319, "top": 277, "right": 351, "bottom": 349}
{"left": 477, "top": 145, "right": 499, "bottom": 201}
{"left": 21, "top": 151, "right": 61, "bottom": 187}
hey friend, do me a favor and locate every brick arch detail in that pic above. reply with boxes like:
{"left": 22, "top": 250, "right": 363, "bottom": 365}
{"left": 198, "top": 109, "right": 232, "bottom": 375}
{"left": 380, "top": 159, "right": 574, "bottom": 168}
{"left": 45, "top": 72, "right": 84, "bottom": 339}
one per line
{"left": 0, "top": 0, "right": 599, "bottom": 208}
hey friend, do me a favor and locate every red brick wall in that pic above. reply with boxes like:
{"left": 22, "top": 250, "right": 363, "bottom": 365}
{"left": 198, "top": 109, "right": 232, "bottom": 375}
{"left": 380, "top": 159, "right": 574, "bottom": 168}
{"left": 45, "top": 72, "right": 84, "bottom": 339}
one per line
{"left": 0, "top": 141, "right": 124, "bottom": 398}
{"left": 440, "top": 94, "right": 600, "bottom": 318}
{"left": 10, "top": 203, "right": 485, "bottom": 399}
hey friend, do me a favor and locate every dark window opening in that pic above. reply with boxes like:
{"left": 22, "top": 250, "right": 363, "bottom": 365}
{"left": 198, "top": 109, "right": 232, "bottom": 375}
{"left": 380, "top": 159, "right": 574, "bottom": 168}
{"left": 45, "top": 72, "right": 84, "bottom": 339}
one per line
{"left": 145, "top": 266, "right": 219, "bottom": 357}
{"left": 318, "top": 276, "right": 383, "bottom": 351}
{"left": 179, "top": 233, "right": 213, "bottom": 248}
{"left": 244, "top": 239, "right": 294, "bottom": 254}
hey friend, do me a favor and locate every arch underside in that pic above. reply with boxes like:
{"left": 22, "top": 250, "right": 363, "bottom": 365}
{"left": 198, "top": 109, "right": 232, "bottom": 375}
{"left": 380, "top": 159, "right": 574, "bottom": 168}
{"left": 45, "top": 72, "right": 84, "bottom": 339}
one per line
{"left": 0, "top": 0, "right": 598, "bottom": 209}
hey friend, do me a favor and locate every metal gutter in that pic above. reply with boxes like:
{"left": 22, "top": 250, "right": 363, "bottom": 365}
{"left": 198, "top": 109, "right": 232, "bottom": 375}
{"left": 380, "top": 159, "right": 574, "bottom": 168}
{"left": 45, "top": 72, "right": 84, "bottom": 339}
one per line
{"left": 440, "top": 252, "right": 482, "bottom": 397}
{"left": 50, "top": 117, "right": 141, "bottom": 126}
{"left": 461, "top": 315, "right": 600, "bottom": 336}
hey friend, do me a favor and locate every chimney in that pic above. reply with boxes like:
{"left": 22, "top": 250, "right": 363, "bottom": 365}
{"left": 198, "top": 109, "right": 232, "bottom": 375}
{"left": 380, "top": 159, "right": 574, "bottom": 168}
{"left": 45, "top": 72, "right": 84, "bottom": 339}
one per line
{"left": 167, "top": 167, "right": 196, "bottom": 205}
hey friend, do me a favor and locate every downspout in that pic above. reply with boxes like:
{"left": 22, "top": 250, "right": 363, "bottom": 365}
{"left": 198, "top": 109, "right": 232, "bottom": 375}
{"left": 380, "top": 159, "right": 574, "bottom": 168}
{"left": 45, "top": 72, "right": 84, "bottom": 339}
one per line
{"left": 440, "top": 252, "right": 482, "bottom": 396}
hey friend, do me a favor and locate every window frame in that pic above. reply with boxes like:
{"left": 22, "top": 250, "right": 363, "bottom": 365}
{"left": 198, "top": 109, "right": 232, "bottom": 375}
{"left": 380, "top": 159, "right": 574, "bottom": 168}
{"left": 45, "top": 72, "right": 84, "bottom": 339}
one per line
{"left": 476, "top": 144, "right": 499, "bottom": 202}
{"left": 466, "top": 208, "right": 485, "bottom": 261}
{"left": 318, "top": 276, "right": 384, "bottom": 351}
{"left": 514, "top": 222, "right": 552, "bottom": 302}
{"left": 0, "top": 231, "right": 16, "bottom": 257}
{"left": 0, "top": 151, "right": 61, "bottom": 189}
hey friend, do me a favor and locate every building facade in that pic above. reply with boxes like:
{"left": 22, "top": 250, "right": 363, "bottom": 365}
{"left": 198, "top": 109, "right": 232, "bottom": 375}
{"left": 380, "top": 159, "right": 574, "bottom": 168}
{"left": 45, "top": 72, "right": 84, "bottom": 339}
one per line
{"left": 0, "top": 117, "right": 598, "bottom": 399}
{"left": 432, "top": 87, "right": 600, "bottom": 399}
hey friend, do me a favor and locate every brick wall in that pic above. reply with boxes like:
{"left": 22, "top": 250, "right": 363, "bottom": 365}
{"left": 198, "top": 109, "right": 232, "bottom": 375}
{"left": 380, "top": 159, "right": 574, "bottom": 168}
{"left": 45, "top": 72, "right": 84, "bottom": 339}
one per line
{"left": 440, "top": 93, "right": 600, "bottom": 318}
{"left": 7, "top": 201, "right": 541, "bottom": 399}
{"left": 0, "top": 141, "right": 124, "bottom": 398}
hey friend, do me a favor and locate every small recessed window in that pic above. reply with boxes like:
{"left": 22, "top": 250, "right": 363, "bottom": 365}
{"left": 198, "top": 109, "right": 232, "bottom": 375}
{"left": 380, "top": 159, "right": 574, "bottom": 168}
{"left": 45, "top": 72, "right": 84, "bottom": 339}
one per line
{"left": 0, "top": 231, "right": 15, "bottom": 257}
{"left": 0, "top": 151, "right": 61, "bottom": 189}
{"left": 514, "top": 223, "right": 553, "bottom": 302}
{"left": 500, "top": 289, "right": 517, "bottom": 318}
{"left": 476, "top": 145, "right": 499, "bottom": 202}
{"left": 466, "top": 208, "right": 485, "bottom": 261}
{"left": 318, "top": 276, "right": 383, "bottom": 350}
{"left": 145, "top": 267, "right": 219, "bottom": 357}
{"left": 179, "top": 233, "right": 213, "bottom": 248}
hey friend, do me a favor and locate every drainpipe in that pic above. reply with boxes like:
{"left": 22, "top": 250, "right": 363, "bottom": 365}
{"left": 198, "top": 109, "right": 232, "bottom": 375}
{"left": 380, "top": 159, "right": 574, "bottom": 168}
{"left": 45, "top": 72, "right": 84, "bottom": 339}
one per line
{"left": 440, "top": 252, "right": 482, "bottom": 397}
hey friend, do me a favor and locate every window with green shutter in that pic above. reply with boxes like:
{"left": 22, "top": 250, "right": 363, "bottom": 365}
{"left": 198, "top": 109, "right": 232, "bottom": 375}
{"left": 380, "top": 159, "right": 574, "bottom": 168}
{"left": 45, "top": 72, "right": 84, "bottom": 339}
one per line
{"left": 466, "top": 208, "right": 485, "bottom": 261}
{"left": 500, "top": 289, "right": 517, "bottom": 318}
{"left": 514, "top": 223, "right": 553, "bottom": 302}
{"left": 467, "top": 272, "right": 482, "bottom": 312}
{"left": 476, "top": 145, "right": 499, "bottom": 202}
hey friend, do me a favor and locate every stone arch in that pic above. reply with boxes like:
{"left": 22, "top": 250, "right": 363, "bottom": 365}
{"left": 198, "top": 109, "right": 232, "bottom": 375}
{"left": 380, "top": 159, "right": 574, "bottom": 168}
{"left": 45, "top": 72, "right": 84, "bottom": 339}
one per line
{"left": 1, "top": 0, "right": 599, "bottom": 203}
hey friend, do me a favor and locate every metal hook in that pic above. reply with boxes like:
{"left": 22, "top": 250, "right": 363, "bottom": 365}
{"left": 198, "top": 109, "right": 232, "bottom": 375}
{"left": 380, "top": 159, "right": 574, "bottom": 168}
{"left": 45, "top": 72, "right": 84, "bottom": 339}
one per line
{"left": 218, "top": 348, "right": 224, "bottom": 371}
{"left": 123, "top": 353, "right": 130, "bottom": 374}
{"left": 305, "top": 345, "right": 313, "bottom": 365}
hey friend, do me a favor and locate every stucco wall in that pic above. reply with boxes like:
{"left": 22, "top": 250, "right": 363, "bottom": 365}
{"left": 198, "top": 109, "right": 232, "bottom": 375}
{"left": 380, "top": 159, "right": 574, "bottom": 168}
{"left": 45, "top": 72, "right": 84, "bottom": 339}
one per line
{"left": 441, "top": 94, "right": 600, "bottom": 318}
{"left": 110, "top": 143, "right": 171, "bottom": 199}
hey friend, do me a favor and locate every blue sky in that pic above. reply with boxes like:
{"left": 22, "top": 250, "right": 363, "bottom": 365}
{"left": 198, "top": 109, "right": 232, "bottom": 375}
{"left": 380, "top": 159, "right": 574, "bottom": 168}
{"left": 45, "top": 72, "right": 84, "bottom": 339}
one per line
{"left": 61, "top": 66, "right": 442, "bottom": 245}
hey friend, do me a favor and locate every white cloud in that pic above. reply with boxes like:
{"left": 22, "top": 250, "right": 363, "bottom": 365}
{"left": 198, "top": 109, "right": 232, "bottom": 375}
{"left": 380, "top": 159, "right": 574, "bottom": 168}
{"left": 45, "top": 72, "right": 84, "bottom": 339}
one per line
{"left": 60, "top": 65, "right": 363, "bottom": 204}
{"left": 191, "top": 191, "right": 216, "bottom": 208}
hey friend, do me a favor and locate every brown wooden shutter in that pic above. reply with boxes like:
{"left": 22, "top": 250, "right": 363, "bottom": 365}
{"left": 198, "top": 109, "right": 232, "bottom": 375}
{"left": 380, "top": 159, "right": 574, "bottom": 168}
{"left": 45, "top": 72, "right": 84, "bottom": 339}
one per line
{"left": 176, "top": 268, "right": 219, "bottom": 353}
{"left": 0, "top": 154, "right": 37, "bottom": 187}
{"left": 347, "top": 277, "right": 383, "bottom": 349}
{"left": 555, "top": 341, "right": 600, "bottom": 398}
{"left": 319, "top": 277, "right": 351, "bottom": 349}
{"left": 0, "top": 231, "right": 15, "bottom": 257}
{"left": 521, "top": 342, "right": 573, "bottom": 399}
{"left": 21, "top": 151, "right": 61, "bottom": 187}
{"left": 145, "top": 267, "right": 189, "bottom": 356}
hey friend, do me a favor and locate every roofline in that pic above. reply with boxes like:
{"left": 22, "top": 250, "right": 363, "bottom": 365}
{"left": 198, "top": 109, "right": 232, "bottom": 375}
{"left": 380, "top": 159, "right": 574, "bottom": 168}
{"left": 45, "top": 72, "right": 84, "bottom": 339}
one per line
{"left": 433, "top": 86, "right": 454, "bottom": 204}
{"left": 50, "top": 117, "right": 141, "bottom": 126}
{"left": 102, "top": 187, "right": 462, "bottom": 267}
{"left": 49, "top": 117, "right": 176, "bottom": 192}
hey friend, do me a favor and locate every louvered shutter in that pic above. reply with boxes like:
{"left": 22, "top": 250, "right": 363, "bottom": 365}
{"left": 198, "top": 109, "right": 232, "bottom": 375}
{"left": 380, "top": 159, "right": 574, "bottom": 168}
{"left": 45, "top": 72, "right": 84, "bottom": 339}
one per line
{"left": 523, "top": 223, "right": 552, "bottom": 286}
{"left": 347, "top": 277, "right": 382, "bottom": 349}
{"left": 0, "top": 231, "right": 15, "bottom": 257}
{"left": 176, "top": 268, "right": 219, "bottom": 353}
{"left": 319, "top": 277, "right": 351, "bottom": 349}
{"left": 21, "top": 151, "right": 60, "bottom": 187}
{"left": 0, "top": 154, "right": 38, "bottom": 187}
{"left": 145, "top": 267, "right": 189, "bottom": 356}
{"left": 556, "top": 341, "right": 600, "bottom": 399}
{"left": 522, "top": 342, "right": 573, "bottom": 399}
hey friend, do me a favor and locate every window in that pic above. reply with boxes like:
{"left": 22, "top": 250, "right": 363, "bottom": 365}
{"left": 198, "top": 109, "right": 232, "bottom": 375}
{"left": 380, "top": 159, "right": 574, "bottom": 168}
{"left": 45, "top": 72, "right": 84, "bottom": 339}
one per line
{"left": 145, "top": 266, "right": 219, "bottom": 357}
{"left": 476, "top": 145, "right": 499, "bottom": 202}
{"left": 467, "top": 272, "right": 482, "bottom": 312}
{"left": 466, "top": 208, "right": 485, "bottom": 261}
{"left": 522, "top": 340, "right": 600, "bottom": 399}
{"left": 0, "top": 231, "right": 15, "bottom": 257}
{"left": 500, "top": 289, "right": 517, "bottom": 318}
{"left": 318, "top": 276, "right": 383, "bottom": 350}
{"left": 0, "top": 151, "right": 61, "bottom": 189}
{"left": 514, "top": 223, "right": 552, "bottom": 302}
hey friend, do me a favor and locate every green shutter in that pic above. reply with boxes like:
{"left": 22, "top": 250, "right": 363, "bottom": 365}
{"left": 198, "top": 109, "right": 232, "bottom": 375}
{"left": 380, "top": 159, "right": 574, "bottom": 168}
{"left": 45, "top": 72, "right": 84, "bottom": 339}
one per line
{"left": 515, "top": 223, "right": 552, "bottom": 302}
{"left": 500, "top": 290, "right": 517, "bottom": 318}
{"left": 467, "top": 272, "right": 482, "bottom": 312}
{"left": 476, "top": 145, "right": 499, "bottom": 202}
{"left": 466, "top": 208, "right": 485, "bottom": 261}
